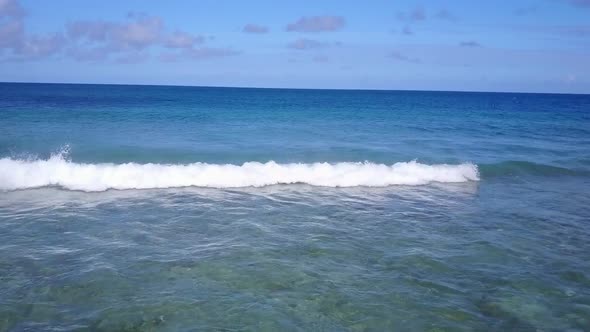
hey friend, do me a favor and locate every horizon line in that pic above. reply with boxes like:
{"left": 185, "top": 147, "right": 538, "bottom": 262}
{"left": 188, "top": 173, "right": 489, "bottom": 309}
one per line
{"left": 1, "top": 81, "right": 588, "bottom": 96}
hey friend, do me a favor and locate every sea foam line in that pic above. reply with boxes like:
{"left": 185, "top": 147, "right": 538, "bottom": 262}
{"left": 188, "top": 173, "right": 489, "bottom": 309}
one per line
{"left": 0, "top": 155, "right": 479, "bottom": 191}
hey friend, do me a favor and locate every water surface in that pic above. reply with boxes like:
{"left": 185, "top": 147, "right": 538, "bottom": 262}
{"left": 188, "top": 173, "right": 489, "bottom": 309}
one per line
{"left": 1, "top": 83, "right": 589, "bottom": 331}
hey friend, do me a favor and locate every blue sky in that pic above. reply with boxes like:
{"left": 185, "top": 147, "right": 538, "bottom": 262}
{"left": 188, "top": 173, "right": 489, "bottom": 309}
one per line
{"left": 0, "top": 0, "right": 589, "bottom": 93}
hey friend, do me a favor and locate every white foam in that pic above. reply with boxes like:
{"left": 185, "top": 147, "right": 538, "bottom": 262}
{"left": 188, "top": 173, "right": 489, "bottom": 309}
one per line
{"left": 0, "top": 155, "right": 479, "bottom": 192}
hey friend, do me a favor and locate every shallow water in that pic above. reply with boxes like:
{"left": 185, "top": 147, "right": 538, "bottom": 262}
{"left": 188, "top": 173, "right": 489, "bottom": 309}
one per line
{"left": 1, "top": 83, "right": 590, "bottom": 331}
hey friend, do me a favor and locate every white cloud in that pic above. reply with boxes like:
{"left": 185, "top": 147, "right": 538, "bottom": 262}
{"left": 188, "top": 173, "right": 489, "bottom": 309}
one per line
{"left": 286, "top": 16, "right": 345, "bottom": 33}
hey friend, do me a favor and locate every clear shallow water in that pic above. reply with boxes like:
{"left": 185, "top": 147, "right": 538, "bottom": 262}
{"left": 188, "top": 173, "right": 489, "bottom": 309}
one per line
{"left": 1, "top": 83, "right": 590, "bottom": 331}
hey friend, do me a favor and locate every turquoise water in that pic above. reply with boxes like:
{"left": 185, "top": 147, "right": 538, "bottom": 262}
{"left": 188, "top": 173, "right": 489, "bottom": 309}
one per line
{"left": 1, "top": 83, "right": 590, "bottom": 330}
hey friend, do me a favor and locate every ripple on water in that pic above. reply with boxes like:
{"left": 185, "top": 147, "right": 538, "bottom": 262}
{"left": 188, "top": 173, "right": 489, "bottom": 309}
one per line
{"left": 0, "top": 178, "right": 589, "bottom": 330}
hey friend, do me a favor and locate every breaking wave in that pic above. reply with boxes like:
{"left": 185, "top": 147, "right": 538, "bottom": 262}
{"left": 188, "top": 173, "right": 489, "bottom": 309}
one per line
{"left": 0, "top": 154, "right": 479, "bottom": 192}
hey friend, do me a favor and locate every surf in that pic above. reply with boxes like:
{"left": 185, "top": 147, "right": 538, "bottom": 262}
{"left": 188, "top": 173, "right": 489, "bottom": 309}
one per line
{"left": 0, "top": 154, "right": 479, "bottom": 192}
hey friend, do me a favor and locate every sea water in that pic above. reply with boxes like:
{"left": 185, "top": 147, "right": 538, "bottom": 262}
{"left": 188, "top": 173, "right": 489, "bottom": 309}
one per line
{"left": 1, "top": 83, "right": 589, "bottom": 331}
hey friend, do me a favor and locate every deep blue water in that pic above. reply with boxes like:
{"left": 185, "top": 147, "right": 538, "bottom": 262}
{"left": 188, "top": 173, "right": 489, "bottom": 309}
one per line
{"left": 1, "top": 83, "right": 590, "bottom": 330}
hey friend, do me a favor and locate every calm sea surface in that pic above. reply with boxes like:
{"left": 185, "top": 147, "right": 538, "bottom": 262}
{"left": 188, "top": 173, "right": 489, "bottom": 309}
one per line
{"left": 1, "top": 83, "right": 590, "bottom": 331}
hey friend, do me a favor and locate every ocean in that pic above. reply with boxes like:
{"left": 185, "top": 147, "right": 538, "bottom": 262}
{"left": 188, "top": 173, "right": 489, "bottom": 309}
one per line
{"left": 1, "top": 83, "right": 589, "bottom": 331}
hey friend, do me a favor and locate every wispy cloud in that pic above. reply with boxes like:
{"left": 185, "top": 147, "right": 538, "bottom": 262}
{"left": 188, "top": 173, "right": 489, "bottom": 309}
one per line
{"left": 0, "top": 0, "right": 67, "bottom": 60}
{"left": 433, "top": 9, "right": 458, "bottom": 21}
{"left": 0, "top": 1, "right": 237, "bottom": 63}
{"left": 158, "top": 47, "right": 240, "bottom": 62}
{"left": 286, "top": 16, "right": 345, "bottom": 33}
{"left": 164, "top": 31, "right": 205, "bottom": 48}
{"left": 287, "top": 38, "right": 340, "bottom": 50}
{"left": 388, "top": 51, "right": 421, "bottom": 63}
{"left": 66, "top": 14, "right": 226, "bottom": 63}
{"left": 114, "top": 51, "right": 149, "bottom": 64}
{"left": 243, "top": 24, "right": 269, "bottom": 34}
{"left": 565, "top": 73, "right": 577, "bottom": 83}
{"left": 396, "top": 7, "right": 426, "bottom": 22}
{"left": 67, "top": 14, "right": 165, "bottom": 51}
{"left": 0, "top": 17, "right": 25, "bottom": 50}
{"left": 520, "top": 24, "right": 590, "bottom": 37}
{"left": 0, "top": 0, "right": 24, "bottom": 18}
{"left": 459, "top": 41, "right": 482, "bottom": 47}
{"left": 184, "top": 47, "right": 240, "bottom": 59}
{"left": 514, "top": 5, "right": 538, "bottom": 15}
{"left": 395, "top": 7, "right": 457, "bottom": 36}
{"left": 397, "top": 7, "right": 456, "bottom": 22}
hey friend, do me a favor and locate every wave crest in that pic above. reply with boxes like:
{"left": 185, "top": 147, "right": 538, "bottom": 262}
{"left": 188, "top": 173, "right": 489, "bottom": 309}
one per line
{"left": 0, "top": 155, "right": 479, "bottom": 192}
